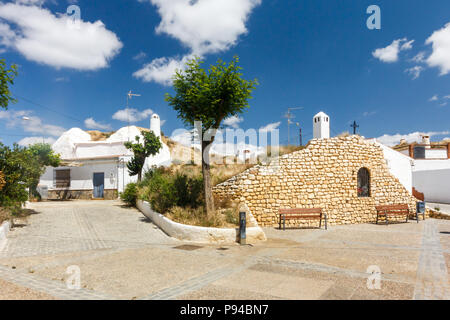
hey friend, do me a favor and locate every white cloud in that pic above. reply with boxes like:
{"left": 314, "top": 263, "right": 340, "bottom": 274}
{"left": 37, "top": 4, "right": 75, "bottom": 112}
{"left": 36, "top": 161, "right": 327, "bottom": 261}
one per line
{"left": 259, "top": 121, "right": 281, "bottom": 133}
{"left": 112, "top": 108, "right": 153, "bottom": 122}
{"left": 405, "top": 65, "right": 424, "bottom": 80}
{"left": 429, "top": 95, "right": 438, "bottom": 101}
{"left": 223, "top": 115, "right": 243, "bottom": 128}
{"left": 444, "top": 95, "right": 450, "bottom": 99}
{"left": 84, "top": 117, "right": 111, "bottom": 130}
{"left": 0, "top": 3, "right": 122, "bottom": 70}
{"left": 377, "top": 131, "right": 450, "bottom": 146}
{"left": 18, "top": 136, "right": 56, "bottom": 146}
{"left": 134, "top": 0, "right": 261, "bottom": 85}
{"left": 363, "top": 111, "right": 376, "bottom": 117}
{"left": 0, "top": 109, "right": 66, "bottom": 137}
{"left": 133, "top": 55, "right": 190, "bottom": 86}
{"left": 372, "top": 38, "right": 413, "bottom": 63}
{"left": 133, "top": 51, "right": 147, "bottom": 60}
{"left": 411, "top": 51, "right": 426, "bottom": 63}
{"left": 425, "top": 23, "right": 450, "bottom": 75}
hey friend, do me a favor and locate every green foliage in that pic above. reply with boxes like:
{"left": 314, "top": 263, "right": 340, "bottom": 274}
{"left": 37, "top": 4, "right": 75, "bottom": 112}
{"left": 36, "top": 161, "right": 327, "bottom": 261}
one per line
{"left": 0, "top": 143, "right": 60, "bottom": 207}
{"left": 0, "top": 143, "right": 32, "bottom": 208}
{"left": 0, "top": 59, "right": 18, "bottom": 110}
{"left": 124, "top": 131, "right": 162, "bottom": 181}
{"left": 120, "top": 183, "right": 138, "bottom": 206}
{"left": 165, "top": 55, "right": 258, "bottom": 134}
{"left": 165, "top": 56, "right": 258, "bottom": 215}
{"left": 27, "top": 143, "right": 61, "bottom": 198}
{"left": 139, "top": 167, "right": 204, "bottom": 213}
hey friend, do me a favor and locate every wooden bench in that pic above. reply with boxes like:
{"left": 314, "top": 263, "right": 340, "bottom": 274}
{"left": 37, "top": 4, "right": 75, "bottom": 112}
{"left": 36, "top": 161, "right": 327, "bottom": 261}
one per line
{"left": 375, "top": 204, "right": 410, "bottom": 225}
{"left": 279, "top": 208, "right": 327, "bottom": 231}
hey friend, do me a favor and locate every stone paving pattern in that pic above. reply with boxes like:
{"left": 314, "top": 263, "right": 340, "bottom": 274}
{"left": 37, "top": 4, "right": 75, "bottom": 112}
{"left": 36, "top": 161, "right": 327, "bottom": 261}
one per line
{"left": 0, "top": 200, "right": 448, "bottom": 300}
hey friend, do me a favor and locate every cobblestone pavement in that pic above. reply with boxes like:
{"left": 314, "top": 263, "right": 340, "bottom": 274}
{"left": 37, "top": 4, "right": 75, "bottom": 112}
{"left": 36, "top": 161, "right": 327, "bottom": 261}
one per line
{"left": 413, "top": 219, "right": 450, "bottom": 300}
{"left": 0, "top": 200, "right": 449, "bottom": 300}
{"left": 0, "top": 201, "right": 176, "bottom": 259}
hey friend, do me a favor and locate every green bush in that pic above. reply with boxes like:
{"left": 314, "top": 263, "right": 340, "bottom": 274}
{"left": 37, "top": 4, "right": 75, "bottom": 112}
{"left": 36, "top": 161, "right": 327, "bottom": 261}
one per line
{"left": 139, "top": 167, "right": 204, "bottom": 214}
{"left": 120, "top": 183, "right": 138, "bottom": 206}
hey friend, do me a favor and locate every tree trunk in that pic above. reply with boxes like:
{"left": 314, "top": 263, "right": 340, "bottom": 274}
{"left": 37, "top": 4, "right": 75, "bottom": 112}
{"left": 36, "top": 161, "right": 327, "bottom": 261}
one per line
{"left": 202, "top": 140, "right": 215, "bottom": 217}
{"left": 138, "top": 170, "right": 142, "bottom": 182}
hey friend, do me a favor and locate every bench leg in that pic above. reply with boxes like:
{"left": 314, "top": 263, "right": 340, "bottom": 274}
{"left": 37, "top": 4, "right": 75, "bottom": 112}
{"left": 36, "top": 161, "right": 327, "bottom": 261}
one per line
{"left": 416, "top": 212, "right": 419, "bottom": 223}
{"left": 319, "top": 217, "right": 322, "bottom": 229}
{"left": 283, "top": 216, "right": 286, "bottom": 231}
{"left": 279, "top": 216, "right": 281, "bottom": 230}
{"left": 385, "top": 214, "right": 389, "bottom": 225}
{"left": 325, "top": 215, "right": 327, "bottom": 230}
{"left": 423, "top": 212, "right": 425, "bottom": 221}
{"left": 376, "top": 214, "right": 379, "bottom": 225}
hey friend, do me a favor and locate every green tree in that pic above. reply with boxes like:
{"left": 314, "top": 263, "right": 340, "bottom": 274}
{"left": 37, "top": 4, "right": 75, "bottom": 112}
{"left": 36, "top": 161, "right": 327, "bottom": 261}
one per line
{"left": 165, "top": 56, "right": 258, "bottom": 216}
{"left": 27, "top": 143, "right": 61, "bottom": 197}
{"left": 124, "top": 131, "right": 162, "bottom": 182}
{"left": 0, "top": 59, "right": 18, "bottom": 110}
{"left": 0, "top": 143, "right": 32, "bottom": 209}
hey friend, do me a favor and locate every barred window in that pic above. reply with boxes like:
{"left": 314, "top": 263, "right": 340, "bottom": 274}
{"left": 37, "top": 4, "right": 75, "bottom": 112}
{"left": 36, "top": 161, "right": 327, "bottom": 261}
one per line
{"left": 54, "top": 169, "right": 70, "bottom": 188}
{"left": 357, "top": 168, "right": 370, "bottom": 197}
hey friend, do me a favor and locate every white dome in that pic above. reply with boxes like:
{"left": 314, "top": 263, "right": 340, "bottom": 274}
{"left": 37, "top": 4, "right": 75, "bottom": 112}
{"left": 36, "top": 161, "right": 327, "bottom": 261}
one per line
{"left": 52, "top": 128, "right": 91, "bottom": 159}
{"left": 107, "top": 126, "right": 143, "bottom": 143}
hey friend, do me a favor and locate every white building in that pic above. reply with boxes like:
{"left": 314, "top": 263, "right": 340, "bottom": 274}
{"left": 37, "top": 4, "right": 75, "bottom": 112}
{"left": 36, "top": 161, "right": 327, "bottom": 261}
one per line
{"left": 391, "top": 136, "right": 450, "bottom": 204}
{"left": 313, "top": 111, "right": 330, "bottom": 139}
{"left": 38, "top": 114, "right": 171, "bottom": 200}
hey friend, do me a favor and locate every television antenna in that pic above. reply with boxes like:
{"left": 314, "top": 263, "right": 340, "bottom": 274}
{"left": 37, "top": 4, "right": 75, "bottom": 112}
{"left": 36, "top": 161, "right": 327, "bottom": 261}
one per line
{"left": 283, "top": 107, "right": 303, "bottom": 145}
{"left": 126, "top": 90, "right": 141, "bottom": 141}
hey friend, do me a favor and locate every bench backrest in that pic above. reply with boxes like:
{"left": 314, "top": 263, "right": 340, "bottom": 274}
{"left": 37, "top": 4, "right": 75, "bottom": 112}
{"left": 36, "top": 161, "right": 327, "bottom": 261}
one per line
{"left": 279, "top": 208, "right": 322, "bottom": 215}
{"left": 375, "top": 204, "right": 409, "bottom": 211}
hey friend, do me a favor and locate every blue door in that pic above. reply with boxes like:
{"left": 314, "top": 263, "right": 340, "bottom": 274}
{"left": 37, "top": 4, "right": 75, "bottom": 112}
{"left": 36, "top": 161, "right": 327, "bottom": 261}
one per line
{"left": 93, "top": 173, "right": 104, "bottom": 198}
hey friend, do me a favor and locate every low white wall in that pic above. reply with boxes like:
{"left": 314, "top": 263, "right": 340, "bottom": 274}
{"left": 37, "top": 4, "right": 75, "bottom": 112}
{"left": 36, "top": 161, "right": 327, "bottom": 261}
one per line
{"left": 376, "top": 141, "right": 413, "bottom": 193}
{"left": 413, "top": 159, "right": 450, "bottom": 204}
{"left": 136, "top": 200, "right": 266, "bottom": 244}
{"left": 0, "top": 221, "right": 11, "bottom": 244}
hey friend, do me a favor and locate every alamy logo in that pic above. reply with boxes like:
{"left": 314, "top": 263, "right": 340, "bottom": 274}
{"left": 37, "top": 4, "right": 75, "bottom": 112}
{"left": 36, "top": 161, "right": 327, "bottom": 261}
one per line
{"left": 67, "top": 5, "right": 81, "bottom": 30}
{"left": 366, "top": 5, "right": 381, "bottom": 30}
{"left": 366, "top": 265, "right": 381, "bottom": 290}
{"left": 66, "top": 265, "right": 81, "bottom": 290}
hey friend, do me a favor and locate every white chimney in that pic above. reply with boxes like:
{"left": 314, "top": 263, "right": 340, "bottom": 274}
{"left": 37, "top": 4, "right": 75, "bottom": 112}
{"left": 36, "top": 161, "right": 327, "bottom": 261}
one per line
{"left": 400, "top": 138, "right": 407, "bottom": 145}
{"left": 150, "top": 114, "right": 161, "bottom": 138}
{"left": 422, "top": 135, "right": 431, "bottom": 149}
{"left": 313, "top": 111, "right": 330, "bottom": 139}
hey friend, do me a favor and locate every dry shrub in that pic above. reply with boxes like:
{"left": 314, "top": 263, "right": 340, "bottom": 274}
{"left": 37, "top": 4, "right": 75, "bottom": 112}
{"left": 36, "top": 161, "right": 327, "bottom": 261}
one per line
{"left": 0, "top": 171, "right": 5, "bottom": 191}
{"left": 0, "top": 207, "right": 10, "bottom": 224}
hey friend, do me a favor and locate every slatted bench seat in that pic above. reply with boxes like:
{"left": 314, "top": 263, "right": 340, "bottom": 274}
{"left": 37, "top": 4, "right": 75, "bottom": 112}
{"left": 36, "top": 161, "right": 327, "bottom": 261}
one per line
{"left": 278, "top": 208, "right": 327, "bottom": 231}
{"left": 375, "top": 204, "right": 410, "bottom": 225}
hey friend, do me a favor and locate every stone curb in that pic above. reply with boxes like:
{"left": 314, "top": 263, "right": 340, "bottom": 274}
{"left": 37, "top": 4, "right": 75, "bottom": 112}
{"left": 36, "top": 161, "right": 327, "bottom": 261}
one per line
{"left": 136, "top": 200, "right": 266, "bottom": 244}
{"left": 0, "top": 221, "right": 11, "bottom": 242}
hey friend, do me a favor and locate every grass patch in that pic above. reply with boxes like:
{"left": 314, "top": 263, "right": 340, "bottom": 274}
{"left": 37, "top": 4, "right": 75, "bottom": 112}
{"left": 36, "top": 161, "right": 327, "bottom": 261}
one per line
{"left": 166, "top": 205, "right": 240, "bottom": 228}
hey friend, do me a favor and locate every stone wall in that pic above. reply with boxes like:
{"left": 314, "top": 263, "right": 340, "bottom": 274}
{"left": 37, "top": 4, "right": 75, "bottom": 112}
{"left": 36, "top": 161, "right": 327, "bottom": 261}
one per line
{"left": 213, "top": 136, "right": 422, "bottom": 227}
{"left": 48, "top": 189, "right": 118, "bottom": 200}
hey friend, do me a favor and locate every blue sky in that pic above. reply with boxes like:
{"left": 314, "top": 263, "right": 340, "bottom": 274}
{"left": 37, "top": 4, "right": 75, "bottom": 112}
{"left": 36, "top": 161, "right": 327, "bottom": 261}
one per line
{"left": 0, "top": 0, "right": 449, "bottom": 148}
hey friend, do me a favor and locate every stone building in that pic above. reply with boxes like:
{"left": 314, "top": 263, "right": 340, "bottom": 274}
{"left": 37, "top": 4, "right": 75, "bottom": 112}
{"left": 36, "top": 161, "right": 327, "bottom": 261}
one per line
{"left": 213, "top": 135, "right": 420, "bottom": 227}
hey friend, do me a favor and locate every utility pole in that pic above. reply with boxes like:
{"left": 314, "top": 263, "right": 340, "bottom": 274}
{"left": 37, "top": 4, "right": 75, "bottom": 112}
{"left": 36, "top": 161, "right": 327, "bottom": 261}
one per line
{"left": 284, "top": 107, "right": 303, "bottom": 145}
{"left": 351, "top": 121, "right": 359, "bottom": 135}
{"left": 295, "top": 122, "right": 302, "bottom": 146}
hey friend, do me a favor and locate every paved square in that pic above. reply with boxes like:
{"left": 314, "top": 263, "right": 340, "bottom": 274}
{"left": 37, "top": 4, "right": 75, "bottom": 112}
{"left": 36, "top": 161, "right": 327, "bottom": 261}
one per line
{"left": 0, "top": 200, "right": 449, "bottom": 300}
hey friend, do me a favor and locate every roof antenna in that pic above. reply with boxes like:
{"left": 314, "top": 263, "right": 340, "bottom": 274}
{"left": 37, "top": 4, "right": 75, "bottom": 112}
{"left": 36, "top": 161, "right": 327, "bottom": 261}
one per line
{"left": 126, "top": 90, "right": 141, "bottom": 141}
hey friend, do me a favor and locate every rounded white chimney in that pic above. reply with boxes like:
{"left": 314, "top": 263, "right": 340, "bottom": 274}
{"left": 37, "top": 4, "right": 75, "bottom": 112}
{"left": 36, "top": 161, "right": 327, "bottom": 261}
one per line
{"left": 150, "top": 114, "right": 161, "bottom": 138}
{"left": 422, "top": 135, "right": 431, "bottom": 149}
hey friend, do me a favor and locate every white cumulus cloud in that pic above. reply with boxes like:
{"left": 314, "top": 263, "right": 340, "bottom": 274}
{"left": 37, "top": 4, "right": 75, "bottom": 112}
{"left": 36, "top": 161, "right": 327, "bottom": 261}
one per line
{"left": 18, "top": 136, "right": 56, "bottom": 146}
{"left": 0, "top": 3, "right": 123, "bottom": 70}
{"left": 377, "top": 131, "right": 450, "bottom": 146}
{"left": 84, "top": 117, "right": 111, "bottom": 130}
{"left": 259, "top": 121, "right": 281, "bottom": 133}
{"left": 425, "top": 22, "right": 450, "bottom": 75}
{"left": 112, "top": 108, "right": 153, "bottom": 123}
{"left": 372, "top": 38, "right": 413, "bottom": 63}
{"left": 223, "top": 115, "right": 243, "bottom": 128}
{"left": 134, "top": 0, "right": 261, "bottom": 85}
{"left": 405, "top": 66, "right": 424, "bottom": 80}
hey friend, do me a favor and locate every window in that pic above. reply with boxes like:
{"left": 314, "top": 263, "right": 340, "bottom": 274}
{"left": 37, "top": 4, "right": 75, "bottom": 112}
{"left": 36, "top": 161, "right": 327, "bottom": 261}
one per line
{"left": 54, "top": 169, "right": 70, "bottom": 188}
{"left": 357, "top": 168, "right": 370, "bottom": 197}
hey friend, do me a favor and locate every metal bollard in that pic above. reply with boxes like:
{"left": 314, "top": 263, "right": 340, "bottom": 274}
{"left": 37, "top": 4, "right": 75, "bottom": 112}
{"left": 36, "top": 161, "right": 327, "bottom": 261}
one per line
{"left": 239, "top": 211, "right": 246, "bottom": 245}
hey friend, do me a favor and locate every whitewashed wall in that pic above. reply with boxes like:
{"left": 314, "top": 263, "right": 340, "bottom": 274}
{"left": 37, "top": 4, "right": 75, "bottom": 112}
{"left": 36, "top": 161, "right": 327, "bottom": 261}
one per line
{"left": 40, "top": 159, "right": 119, "bottom": 191}
{"left": 74, "top": 142, "right": 130, "bottom": 159}
{"left": 376, "top": 141, "right": 413, "bottom": 193}
{"left": 413, "top": 159, "right": 450, "bottom": 204}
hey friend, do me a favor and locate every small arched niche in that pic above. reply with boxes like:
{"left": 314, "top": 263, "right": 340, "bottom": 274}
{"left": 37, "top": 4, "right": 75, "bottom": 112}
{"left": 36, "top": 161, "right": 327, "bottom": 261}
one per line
{"left": 357, "top": 167, "right": 370, "bottom": 197}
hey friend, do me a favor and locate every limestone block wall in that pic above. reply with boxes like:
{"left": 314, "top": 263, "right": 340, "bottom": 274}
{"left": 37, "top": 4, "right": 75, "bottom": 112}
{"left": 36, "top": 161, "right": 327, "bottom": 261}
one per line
{"left": 213, "top": 136, "right": 422, "bottom": 227}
